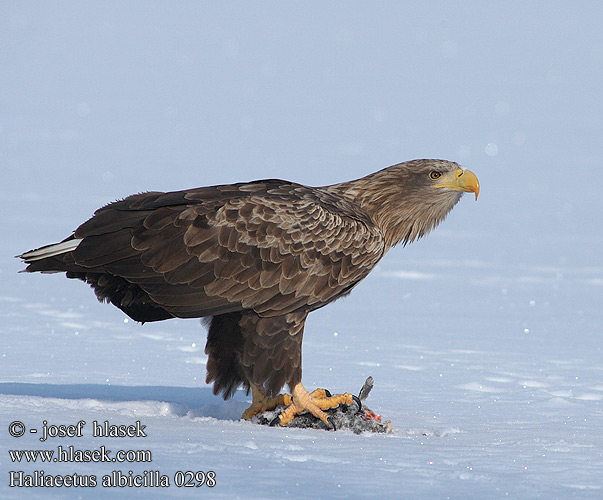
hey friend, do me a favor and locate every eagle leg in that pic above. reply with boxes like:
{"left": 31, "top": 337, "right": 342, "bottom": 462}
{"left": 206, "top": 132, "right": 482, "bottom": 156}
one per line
{"left": 273, "top": 382, "right": 355, "bottom": 429}
{"left": 241, "top": 384, "right": 292, "bottom": 420}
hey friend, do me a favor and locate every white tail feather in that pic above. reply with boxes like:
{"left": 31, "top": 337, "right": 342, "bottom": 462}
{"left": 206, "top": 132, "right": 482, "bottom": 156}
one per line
{"left": 20, "top": 238, "right": 83, "bottom": 262}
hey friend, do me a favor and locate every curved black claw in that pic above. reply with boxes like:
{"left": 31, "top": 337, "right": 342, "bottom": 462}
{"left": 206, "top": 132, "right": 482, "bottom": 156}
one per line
{"left": 327, "top": 416, "right": 337, "bottom": 431}
{"left": 352, "top": 395, "right": 363, "bottom": 413}
{"left": 269, "top": 416, "right": 281, "bottom": 427}
{"left": 324, "top": 389, "right": 332, "bottom": 398}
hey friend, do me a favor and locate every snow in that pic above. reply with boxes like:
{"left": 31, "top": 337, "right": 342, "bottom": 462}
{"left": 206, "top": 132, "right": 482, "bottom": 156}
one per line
{"left": 1, "top": 2, "right": 602, "bottom": 499}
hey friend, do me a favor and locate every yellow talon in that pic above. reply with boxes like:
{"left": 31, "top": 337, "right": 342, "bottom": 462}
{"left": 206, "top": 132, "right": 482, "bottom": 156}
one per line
{"left": 308, "top": 388, "right": 331, "bottom": 400}
{"left": 242, "top": 385, "right": 292, "bottom": 420}
{"left": 275, "top": 383, "right": 354, "bottom": 428}
{"left": 242, "top": 383, "right": 356, "bottom": 429}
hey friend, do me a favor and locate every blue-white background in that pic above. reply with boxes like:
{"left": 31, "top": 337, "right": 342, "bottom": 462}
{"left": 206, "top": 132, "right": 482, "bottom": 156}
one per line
{"left": 1, "top": 2, "right": 601, "bottom": 499}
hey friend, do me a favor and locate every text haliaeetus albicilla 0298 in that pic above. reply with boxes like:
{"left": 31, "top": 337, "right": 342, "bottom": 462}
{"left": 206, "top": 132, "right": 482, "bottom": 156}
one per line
{"left": 19, "top": 159, "right": 479, "bottom": 428}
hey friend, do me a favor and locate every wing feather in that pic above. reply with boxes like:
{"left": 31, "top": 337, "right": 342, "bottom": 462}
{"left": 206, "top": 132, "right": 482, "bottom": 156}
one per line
{"left": 70, "top": 180, "right": 385, "bottom": 320}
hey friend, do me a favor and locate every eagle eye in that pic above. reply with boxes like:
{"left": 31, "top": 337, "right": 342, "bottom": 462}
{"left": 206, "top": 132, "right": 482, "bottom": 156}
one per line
{"left": 429, "top": 171, "right": 442, "bottom": 180}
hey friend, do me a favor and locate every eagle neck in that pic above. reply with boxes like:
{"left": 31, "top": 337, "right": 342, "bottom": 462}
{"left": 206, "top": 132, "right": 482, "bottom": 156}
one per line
{"left": 324, "top": 171, "right": 461, "bottom": 249}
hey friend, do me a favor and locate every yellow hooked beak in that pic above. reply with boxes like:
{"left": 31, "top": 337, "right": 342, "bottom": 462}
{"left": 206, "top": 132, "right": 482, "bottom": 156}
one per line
{"left": 434, "top": 168, "right": 480, "bottom": 200}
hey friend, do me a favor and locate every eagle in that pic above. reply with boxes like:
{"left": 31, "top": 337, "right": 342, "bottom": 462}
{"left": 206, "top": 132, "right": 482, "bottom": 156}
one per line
{"left": 19, "top": 159, "right": 479, "bottom": 429}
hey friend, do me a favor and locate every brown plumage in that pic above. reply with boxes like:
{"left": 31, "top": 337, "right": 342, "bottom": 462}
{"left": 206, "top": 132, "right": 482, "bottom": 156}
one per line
{"left": 19, "top": 159, "right": 479, "bottom": 425}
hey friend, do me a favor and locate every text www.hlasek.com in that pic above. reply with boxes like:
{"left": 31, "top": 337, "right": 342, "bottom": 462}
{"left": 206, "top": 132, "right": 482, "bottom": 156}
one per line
{"left": 9, "top": 445, "right": 151, "bottom": 464}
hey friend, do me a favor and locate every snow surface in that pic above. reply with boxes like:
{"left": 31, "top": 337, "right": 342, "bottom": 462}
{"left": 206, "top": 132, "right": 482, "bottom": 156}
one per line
{"left": 1, "top": 2, "right": 602, "bottom": 499}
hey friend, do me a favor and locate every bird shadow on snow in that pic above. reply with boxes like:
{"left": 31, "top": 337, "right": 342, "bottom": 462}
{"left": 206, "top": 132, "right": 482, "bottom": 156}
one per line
{"left": 0, "top": 382, "right": 249, "bottom": 421}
